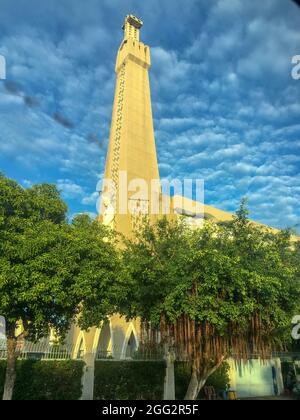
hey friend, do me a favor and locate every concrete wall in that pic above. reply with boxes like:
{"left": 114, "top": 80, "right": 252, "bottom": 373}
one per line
{"left": 229, "top": 358, "right": 284, "bottom": 398}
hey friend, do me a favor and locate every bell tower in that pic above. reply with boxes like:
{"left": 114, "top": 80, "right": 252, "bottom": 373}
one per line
{"left": 101, "top": 15, "right": 160, "bottom": 237}
{"left": 122, "top": 14, "right": 143, "bottom": 42}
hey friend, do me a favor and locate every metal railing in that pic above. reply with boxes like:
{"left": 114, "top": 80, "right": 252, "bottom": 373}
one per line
{"left": 0, "top": 339, "right": 73, "bottom": 361}
{"left": 2, "top": 338, "right": 297, "bottom": 363}
{"left": 0, "top": 339, "right": 165, "bottom": 362}
{"left": 95, "top": 348, "right": 164, "bottom": 361}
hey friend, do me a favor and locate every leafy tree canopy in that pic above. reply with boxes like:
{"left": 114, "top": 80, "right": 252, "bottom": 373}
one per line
{"left": 0, "top": 173, "right": 123, "bottom": 399}
{"left": 121, "top": 203, "right": 300, "bottom": 398}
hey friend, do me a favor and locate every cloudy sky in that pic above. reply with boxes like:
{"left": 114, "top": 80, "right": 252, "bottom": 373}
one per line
{"left": 0, "top": 0, "right": 299, "bottom": 232}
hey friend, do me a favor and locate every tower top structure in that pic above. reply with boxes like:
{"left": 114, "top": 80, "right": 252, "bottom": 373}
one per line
{"left": 101, "top": 15, "right": 159, "bottom": 236}
{"left": 122, "top": 15, "right": 144, "bottom": 42}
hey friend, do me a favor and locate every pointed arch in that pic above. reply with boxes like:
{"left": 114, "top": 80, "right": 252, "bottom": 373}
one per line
{"left": 121, "top": 323, "right": 139, "bottom": 360}
{"left": 73, "top": 331, "right": 86, "bottom": 359}
{"left": 93, "top": 319, "right": 113, "bottom": 359}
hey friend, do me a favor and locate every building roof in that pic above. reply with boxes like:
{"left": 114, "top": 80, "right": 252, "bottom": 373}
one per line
{"left": 172, "top": 195, "right": 299, "bottom": 242}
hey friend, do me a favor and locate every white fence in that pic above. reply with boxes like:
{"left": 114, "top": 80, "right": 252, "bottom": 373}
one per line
{"left": 0, "top": 339, "right": 164, "bottom": 361}
{"left": 0, "top": 339, "right": 75, "bottom": 361}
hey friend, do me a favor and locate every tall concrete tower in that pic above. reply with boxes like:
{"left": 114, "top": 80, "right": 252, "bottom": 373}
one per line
{"left": 101, "top": 15, "right": 160, "bottom": 237}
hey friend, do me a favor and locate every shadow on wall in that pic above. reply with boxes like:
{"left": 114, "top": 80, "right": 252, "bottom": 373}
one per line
{"left": 235, "top": 360, "right": 276, "bottom": 398}
{"left": 96, "top": 321, "right": 113, "bottom": 359}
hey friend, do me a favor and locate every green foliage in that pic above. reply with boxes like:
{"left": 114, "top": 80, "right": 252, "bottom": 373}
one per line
{"left": 71, "top": 215, "right": 126, "bottom": 331}
{"left": 207, "top": 362, "right": 230, "bottom": 389}
{"left": 94, "top": 361, "right": 165, "bottom": 400}
{"left": 122, "top": 203, "right": 300, "bottom": 350}
{"left": 0, "top": 174, "right": 122, "bottom": 340}
{"left": 0, "top": 360, "right": 84, "bottom": 400}
{"left": 175, "top": 362, "right": 230, "bottom": 400}
{"left": 121, "top": 218, "right": 191, "bottom": 325}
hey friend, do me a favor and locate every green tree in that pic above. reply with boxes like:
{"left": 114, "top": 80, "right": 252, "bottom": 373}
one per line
{"left": 0, "top": 174, "right": 121, "bottom": 400}
{"left": 121, "top": 204, "right": 300, "bottom": 400}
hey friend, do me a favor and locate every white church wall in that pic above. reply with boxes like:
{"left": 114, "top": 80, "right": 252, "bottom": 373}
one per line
{"left": 231, "top": 359, "right": 282, "bottom": 399}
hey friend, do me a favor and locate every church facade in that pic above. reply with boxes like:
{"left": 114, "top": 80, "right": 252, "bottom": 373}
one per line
{"left": 69, "top": 15, "right": 284, "bottom": 399}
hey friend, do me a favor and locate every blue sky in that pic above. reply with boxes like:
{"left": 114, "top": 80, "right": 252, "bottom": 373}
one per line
{"left": 0, "top": 0, "right": 299, "bottom": 232}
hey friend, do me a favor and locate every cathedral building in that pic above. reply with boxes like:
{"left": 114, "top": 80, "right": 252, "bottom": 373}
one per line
{"left": 68, "top": 14, "right": 286, "bottom": 399}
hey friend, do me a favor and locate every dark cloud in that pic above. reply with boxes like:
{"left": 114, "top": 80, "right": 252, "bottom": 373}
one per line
{"left": 53, "top": 112, "right": 74, "bottom": 129}
{"left": 4, "top": 80, "right": 40, "bottom": 108}
{"left": 4, "top": 80, "right": 22, "bottom": 96}
{"left": 23, "top": 95, "right": 40, "bottom": 108}
{"left": 87, "top": 134, "right": 105, "bottom": 150}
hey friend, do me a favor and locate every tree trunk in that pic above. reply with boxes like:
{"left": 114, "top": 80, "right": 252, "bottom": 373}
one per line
{"left": 184, "top": 367, "right": 200, "bottom": 400}
{"left": 163, "top": 339, "right": 176, "bottom": 400}
{"left": 2, "top": 336, "right": 18, "bottom": 400}
{"left": 163, "top": 348, "right": 176, "bottom": 400}
{"left": 184, "top": 357, "right": 225, "bottom": 400}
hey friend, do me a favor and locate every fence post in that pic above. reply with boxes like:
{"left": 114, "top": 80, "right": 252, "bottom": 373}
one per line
{"left": 163, "top": 344, "right": 176, "bottom": 400}
{"left": 273, "top": 358, "right": 284, "bottom": 396}
{"left": 80, "top": 352, "right": 95, "bottom": 400}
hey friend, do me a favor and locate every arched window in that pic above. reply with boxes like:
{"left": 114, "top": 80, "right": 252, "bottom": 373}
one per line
{"left": 125, "top": 331, "right": 138, "bottom": 359}
{"left": 96, "top": 321, "right": 112, "bottom": 359}
{"left": 73, "top": 332, "right": 86, "bottom": 360}
{"left": 77, "top": 337, "right": 85, "bottom": 359}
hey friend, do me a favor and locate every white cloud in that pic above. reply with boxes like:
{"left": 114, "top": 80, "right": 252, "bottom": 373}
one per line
{"left": 22, "top": 179, "right": 33, "bottom": 188}
{"left": 81, "top": 191, "right": 99, "bottom": 206}
{"left": 56, "top": 179, "right": 84, "bottom": 199}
